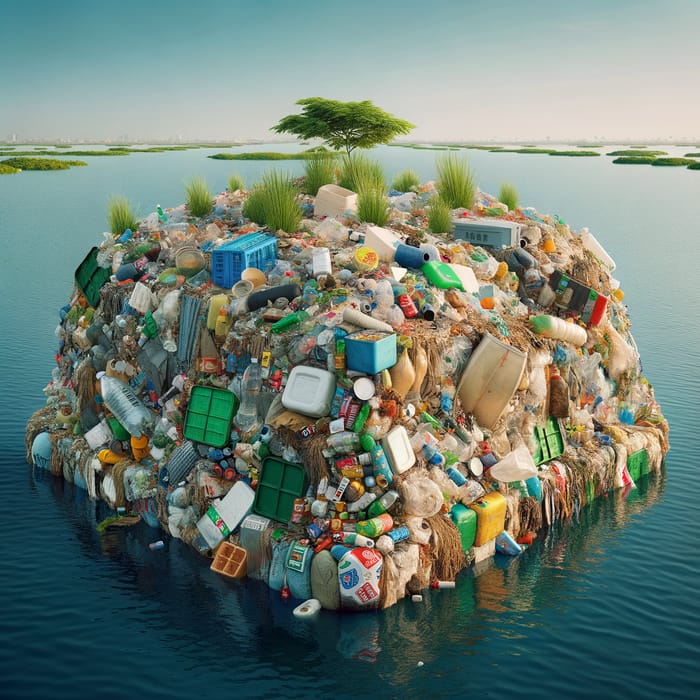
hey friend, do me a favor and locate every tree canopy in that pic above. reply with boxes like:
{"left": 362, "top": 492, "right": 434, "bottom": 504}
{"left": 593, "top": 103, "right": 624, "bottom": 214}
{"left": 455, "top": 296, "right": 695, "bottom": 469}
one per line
{"left": 271, "top": 97, "right": 415, "bottom": 156}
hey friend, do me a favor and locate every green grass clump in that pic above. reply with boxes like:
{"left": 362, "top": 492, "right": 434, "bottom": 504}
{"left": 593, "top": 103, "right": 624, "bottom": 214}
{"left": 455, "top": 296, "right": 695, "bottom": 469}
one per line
{"left": 228, "top": 173, "right": 245, "bottom": 192}
{"left": 242, "top": 185, "right": 267, "bottom": 225}
{"left": 0, "top": 156, "right": 85, "bottom": 170}
{"left": 650, "top": 157, "right": 696, "bottom": 167}
{"left": 184, "top": 177, "right": 213, "bottom": 217}
{"left": 0, "top": 163, "right": 20, "bottom": 174}
{"left": 683, "top": 152, "right": 700, "bottom": 158}
{"left": 435, "top": 153, "right": 476, "bottom": 209}
{"left": 357, "top": 188, "right": 389, "bottom": 226}
{"left": 259, "top": 170, "right": 302, "bottom": 232}
{"left": 612, "top": 156, "right": 657, "bottom": 165}
{"left": 391, "top": 169, "right": 420, "bottom": 192}
{"left": 498, "top": 182, "right": 519, "bottom": 211}
{"left": 338, "top": 153, "right": 386, "bottom": 193}
{"left": 607, "top": 149, "right": 667, "bottom": 157}
{"left": 427, "top": 196, "right": 452, "bottom": 234}
{"left": 302, "top": 152, "right": 337, "bottom": 196}
{"left": 108, "top": 196, "right": 139, "bottom": 235}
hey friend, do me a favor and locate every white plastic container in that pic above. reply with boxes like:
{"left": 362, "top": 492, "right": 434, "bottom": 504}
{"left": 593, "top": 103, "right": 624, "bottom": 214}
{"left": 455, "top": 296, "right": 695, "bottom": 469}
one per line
{"left": 195, "top": 481, "right": 256, "bottom": 551}
{"left": 363, "top": 225, "right": 401, "bottom": 263}
{"left": 312, "top": 247, "right": 332, "bottom": 277}
{"left": 314, "top": 184, "right": 358, "bottom": 218}
{"left": 282, "top": 365, "right": 337, "bottom": 417}
{"left": 381, "top": 425, "right": 416, "bottom": 474}
{"left": 488, "top": 445, "right": 538, "bottom": 483}
{"left": 580, "top": 228, "right": 616, "bottom": 272}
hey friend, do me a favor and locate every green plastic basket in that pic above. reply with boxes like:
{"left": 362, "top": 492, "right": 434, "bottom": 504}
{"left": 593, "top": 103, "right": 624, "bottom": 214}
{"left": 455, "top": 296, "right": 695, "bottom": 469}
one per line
{"left": 253, "top": 457, "right": 307, "bottom": 523}
{"left": 533, "top": 417, "right": 565, "bottom": 465}
{"left": 183, "top": 386, "right": 238, "bottom": 448}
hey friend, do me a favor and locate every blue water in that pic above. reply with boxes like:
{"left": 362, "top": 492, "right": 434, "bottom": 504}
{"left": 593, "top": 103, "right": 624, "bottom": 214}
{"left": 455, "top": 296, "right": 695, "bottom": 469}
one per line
{"left": 1, "top": 144, "right": 698, "bottom": 699}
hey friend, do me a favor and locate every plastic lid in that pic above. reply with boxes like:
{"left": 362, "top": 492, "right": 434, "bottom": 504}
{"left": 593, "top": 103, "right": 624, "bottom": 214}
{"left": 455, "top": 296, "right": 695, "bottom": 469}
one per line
{"left": 353, "top": 377, "right": 375, "bottom": 401}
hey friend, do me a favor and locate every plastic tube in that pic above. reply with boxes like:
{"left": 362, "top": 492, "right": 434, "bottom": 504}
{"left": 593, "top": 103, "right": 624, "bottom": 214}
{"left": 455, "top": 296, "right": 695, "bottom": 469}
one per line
{"left": 342, "top": 307, "right": 394, "bottom": 333}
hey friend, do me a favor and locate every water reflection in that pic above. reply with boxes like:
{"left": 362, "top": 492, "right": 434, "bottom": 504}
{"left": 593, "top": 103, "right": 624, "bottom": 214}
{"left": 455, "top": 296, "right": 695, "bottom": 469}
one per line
{"left": 29, "top": 462, "right": 666, "bottom": 678}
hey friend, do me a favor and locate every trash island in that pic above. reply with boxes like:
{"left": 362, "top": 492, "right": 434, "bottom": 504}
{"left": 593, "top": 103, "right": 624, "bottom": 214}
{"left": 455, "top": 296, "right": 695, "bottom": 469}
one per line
{"left": 25, "top": 177, "right": 669, "bottom": 615}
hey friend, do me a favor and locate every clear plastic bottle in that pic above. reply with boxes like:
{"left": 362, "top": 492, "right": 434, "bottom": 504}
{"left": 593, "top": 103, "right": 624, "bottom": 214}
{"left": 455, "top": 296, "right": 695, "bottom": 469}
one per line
{"left": 99, "top": 373, "right": 154, "bottom": 437}
{"left": 234, "top": 358, "right": 262, "bottom": 435}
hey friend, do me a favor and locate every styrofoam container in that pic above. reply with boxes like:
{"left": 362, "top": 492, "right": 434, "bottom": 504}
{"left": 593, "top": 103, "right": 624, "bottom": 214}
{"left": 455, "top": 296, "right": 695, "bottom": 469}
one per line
{"left": 363, "top": 225, "right": 401, "bottom": 262}
{"left": 314, "top": 184, "right": 358, "bottom": 218}
{"left": 381, "top": 425, "right": 415, "bottom": 474}
{"left": 282, "top": 365, "right": 337, "bottom": 417}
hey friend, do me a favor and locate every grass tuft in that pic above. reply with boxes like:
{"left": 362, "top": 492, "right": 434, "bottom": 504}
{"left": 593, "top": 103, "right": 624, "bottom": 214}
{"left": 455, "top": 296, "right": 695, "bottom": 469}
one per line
{"left": 184, "top": 177, "right": 213, "bottom": 217}
{"left": 436, "top": 153, "right": 476, "bottom": 209}
{"left": 391, "top": 169, "right": 420, "bottom": 192}
{"left": 227, "top": 173, "right": 245, "bottom": 192}
{"left": 427, "top": 196, "right": 452, "bottom": 234}
{"left": 259, "top": 170, "right": 302, "bottom": 232}
{"left": 357, "top": 187, "right": 389, "bottom": 226}
{"left": 338, "top": 153, "right": 385, "bottom": 193}
{"left": 242, "top": 185, "right": 266, "bottom": 225}
{"left": 303, "top": 151, "right": 337, "bottom": 196}
{"left": 650, "top": 157, "right": 696, "bottom": 167}
{"left": 498, "top": 182, "right": 519, "bottom": 211}
{"left": 108, "top": 196, "right": 139, "bottom": 235}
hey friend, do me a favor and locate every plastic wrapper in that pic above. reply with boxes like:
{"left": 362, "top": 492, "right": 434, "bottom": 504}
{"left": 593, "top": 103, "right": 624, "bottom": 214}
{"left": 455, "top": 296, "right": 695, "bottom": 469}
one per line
{"left": 124, "top": 465, "right": 159, "bottom": 501}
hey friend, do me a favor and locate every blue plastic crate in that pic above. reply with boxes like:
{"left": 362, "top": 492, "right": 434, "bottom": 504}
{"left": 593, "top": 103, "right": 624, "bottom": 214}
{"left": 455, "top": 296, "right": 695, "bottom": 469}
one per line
{"left": 211, "top": 233, "right": 278, "bottom": 288}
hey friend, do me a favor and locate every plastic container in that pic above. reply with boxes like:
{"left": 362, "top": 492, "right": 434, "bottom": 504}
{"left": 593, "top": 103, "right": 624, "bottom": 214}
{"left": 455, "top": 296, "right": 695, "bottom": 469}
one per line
{"left": 158, "top": 440, "right": 198, "bottom": 487}
{"left": 421, "top": 261, "right": 465, "bottom": 290}
{"left": 281, "top": 365, "right": 336, "bottom": 418}
{"left": 363, "top": 225, "right": 401, "bottom": 262}
{"left": 314, "top": 184, "right": 358, "bottom": 218}
{"left": 488, "top": 445, "right": 538, "bottom": 483}
{"left": 233, "top": 358, "right": 262, "bottom": 433}
{"left": 546, "top": 270, "right": 609, "bottom": 327}
{"left": 253, "top": 456, "right": 308, "bottom": 523}
{"left": 533, "top": 417, "right": 565, "bottom": 465}
{"left": 450, "top": 503, "right": 478, "bottom": 551}
{"left": 529, "top": 315, "right": 588, "bottom": 346}
{"left": 239, "top": 514, "right": 272, "bottom": 580}
{"left": 312, "top": 247, "right": 332, "bottom": 278}
{"left": 452, "top": 217, "right": 524, "bottom": 249}
{"left": 99, "top": 374, "right": 155, "bottom": 438}
{"left": 455, "top": 333, "right": 528, "bottom": 430}
{"left": 337, "top": 547, "right": 382, "bottom": 610}
{"left": 627, "top": 448, "right": 650, "bottom": 481}
{"left": 75, "top": 246, "right": 112, "bottom": 307}
{"left": 381, "top": 425, "right": 415, "bottom": 475}
{"left": 206, "top": 293, "right": 230, "bottom": 329}
{"left": 468, "top": 491, "right": 508, "bottom": 547}
{"left": 394, "top": 242, "right": 429, "bottom": 269}
{"left": 175, "top": 246, "right": 207, "bottom": 279}
{"left": 344, "top": 331, "right": 397, "bottom": 374}
{"left": 184, "top": 385, "right": 238, "bottom": 447}
{"left": 580, "top": 228, "right": 616, "bottom": 272}
{"left": 211, "top": 233, "right": 278, "bottom": 288}
{"left": 210, "top": 541, "right": 248, "bottom": 579}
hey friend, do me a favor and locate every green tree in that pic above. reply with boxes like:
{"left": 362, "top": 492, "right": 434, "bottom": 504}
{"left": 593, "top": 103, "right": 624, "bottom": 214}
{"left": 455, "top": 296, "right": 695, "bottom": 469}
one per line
{"left": 271, "top": 97, "right": 415, "bottom": 157}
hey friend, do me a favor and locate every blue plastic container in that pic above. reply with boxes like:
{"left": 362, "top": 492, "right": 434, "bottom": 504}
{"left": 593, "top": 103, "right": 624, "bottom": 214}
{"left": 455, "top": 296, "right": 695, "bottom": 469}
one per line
{"left": 211, "top": 233, "right": 278, "bottom": 288}
{"left": 344, "top": 331, "right": 397, "bottom": 374}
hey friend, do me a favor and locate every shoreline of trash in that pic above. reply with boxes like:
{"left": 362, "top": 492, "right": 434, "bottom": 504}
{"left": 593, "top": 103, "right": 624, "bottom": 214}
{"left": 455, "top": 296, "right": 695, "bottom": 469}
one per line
{"left": 25, "top": 178, "right": 669, "bottom": 615}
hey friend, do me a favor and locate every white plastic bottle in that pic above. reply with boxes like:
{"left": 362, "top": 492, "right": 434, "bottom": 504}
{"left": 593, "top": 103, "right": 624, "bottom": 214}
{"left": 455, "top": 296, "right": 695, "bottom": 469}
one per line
{"left": 234, "top": 358, "right": 262, "bottom": 434}
{"left": 99, "top": 373, "right": 155, "bottom": 437}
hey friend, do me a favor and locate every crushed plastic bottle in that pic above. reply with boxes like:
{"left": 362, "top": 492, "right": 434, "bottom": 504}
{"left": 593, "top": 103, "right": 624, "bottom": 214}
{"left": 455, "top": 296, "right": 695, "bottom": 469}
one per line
{"left": 233, "top": 358, "right": 262, "bottom": 435}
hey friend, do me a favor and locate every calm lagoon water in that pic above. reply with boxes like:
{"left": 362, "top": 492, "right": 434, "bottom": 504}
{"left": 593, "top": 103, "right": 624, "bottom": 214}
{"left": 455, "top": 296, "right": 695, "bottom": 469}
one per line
{"left": 1, "top": 144, "right": 698, "bottom": 699}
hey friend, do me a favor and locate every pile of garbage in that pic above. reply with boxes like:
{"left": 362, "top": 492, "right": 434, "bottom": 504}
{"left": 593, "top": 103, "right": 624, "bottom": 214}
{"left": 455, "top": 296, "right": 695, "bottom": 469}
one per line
{"left": 25, "top": 179, "right": 669, "bottom": 615}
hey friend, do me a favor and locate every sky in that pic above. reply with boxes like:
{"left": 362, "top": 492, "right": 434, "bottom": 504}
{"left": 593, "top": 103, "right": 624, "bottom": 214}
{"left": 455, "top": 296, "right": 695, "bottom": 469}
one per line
{"left": 2, "top": 0, "right": 699, "bottom": 143}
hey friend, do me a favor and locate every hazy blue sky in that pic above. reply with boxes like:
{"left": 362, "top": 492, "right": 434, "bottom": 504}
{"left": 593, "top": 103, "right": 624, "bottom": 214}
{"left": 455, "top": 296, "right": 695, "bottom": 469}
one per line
{"left": 2, "top": 0, "right": 698, "bottom": 142}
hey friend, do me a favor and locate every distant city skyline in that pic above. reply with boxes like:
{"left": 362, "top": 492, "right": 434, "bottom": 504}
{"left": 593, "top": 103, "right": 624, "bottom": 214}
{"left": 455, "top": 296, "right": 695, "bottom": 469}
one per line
{"left": 2, "top": 0, "right": 699, "bottom": 143}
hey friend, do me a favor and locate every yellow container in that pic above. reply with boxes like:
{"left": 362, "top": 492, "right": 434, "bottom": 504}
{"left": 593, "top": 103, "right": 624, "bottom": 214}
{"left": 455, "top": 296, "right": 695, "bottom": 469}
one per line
{"left": 210, "top": 541, "right": 248, "bottom": 579}
{"left": 206, "top": 293, "right": 230, "bottom": 329}
{"left": 468, "top": 491, "right": 507, "bottom": 546}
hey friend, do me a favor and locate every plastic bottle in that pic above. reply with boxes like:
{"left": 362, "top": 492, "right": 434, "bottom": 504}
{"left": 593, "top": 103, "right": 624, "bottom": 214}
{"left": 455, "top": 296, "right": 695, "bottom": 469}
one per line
{"left": 234, "top": 358, "right": 262, "bottom": 434}
{"left": 529, "top": 315, "right": 588, "bottom": 346}
{"left": 355, "top": 513, "right": 393, "bottom": 538}
{"left": 367, "top": 489, "right": 399, "bottom": 517}
{"left": 312, "top": 247, "right": 332, "bottom": 278}
{"left": 99, "top": 373, "right": 155, "bottom": 438}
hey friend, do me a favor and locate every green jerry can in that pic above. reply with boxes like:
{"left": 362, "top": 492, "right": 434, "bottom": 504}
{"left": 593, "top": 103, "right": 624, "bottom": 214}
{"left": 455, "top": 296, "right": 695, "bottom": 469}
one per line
{"left": 450, "top": 503, "right": 478, "bottom": 552}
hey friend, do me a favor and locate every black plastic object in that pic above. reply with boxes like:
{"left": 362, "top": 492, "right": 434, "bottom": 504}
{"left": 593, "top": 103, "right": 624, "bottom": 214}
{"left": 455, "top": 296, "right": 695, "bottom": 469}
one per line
{"left": 246, "top": 283, "right": 302, "bottom": 312}
{"left": 75, "top": 247, "right": 111, "bottom": 307}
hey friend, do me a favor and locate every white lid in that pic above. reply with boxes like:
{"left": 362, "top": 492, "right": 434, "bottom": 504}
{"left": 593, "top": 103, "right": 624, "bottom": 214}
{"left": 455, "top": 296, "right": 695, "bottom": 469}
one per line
{"left": 469, "top": 457, "right": 484, "bottom": 477}
{"left": 353, "top": 376, "right": 375, "bottom": 401}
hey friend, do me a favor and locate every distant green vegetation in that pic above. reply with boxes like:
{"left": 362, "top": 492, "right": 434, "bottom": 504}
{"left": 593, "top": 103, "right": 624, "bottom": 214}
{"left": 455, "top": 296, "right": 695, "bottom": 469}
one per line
{"left": 209, "top": 147, "right": 337, "bottom": 161}
{"left": 650, "top": 157, "right": 696, "bottom": 167}
{"left": 612, "top": 156, "right": 657, "bottom": 165}
{"left": 687, "top": 162, "right": 700, "bottom": 170}
{"left": 683, "top": 152, "right": 700, "bottom": 158}
{"left": 0, "top": 156, "right": 87, "bottom": 170}
{"left": 0, "top": 163, "right": 20, "bottom": 174}
{"left": 549, "top": 150, "right": 600, "bottom": 157}
{"left": 606, "top": 149, "right": 667, "bottom": 157}
{"left": 391, "top": 169, "right": 420, "bottom": 192}
{"left": 387, "top": 143, "right": 459, "bottom": 151}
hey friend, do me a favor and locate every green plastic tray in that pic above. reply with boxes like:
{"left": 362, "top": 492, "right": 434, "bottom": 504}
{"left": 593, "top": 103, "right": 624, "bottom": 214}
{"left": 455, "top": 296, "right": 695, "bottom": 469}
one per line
{"left": 533, "top": 417, "right": 565, "bottom": 465}
{"left": 183, "top": 385, "right": 238, "bottom": 447}
{"left": 75, "top": 246, "right": 112, "bottom": 308}
{"left": 253, "top": 457, "right": 307, "bottom": 523}
{"left": 627, "top": 449, "right": 649, "bottom": 481}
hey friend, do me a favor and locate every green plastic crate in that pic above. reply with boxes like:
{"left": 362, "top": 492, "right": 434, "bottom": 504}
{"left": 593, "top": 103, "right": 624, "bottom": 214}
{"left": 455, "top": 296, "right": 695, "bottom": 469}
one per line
{"left": 253, "top": 457, "right": 307, "bottom": 524}
{"left": 183, "top": 386, "right": 238, "bottom": 447}
{"left": 533, "top": 417, "right": 565, "bottom": 465}
{"left": 627, "top": 449, "right": 649, "bottom": 481}
{"left": 75, "top": 246, "right": 112, "bottom": 307}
